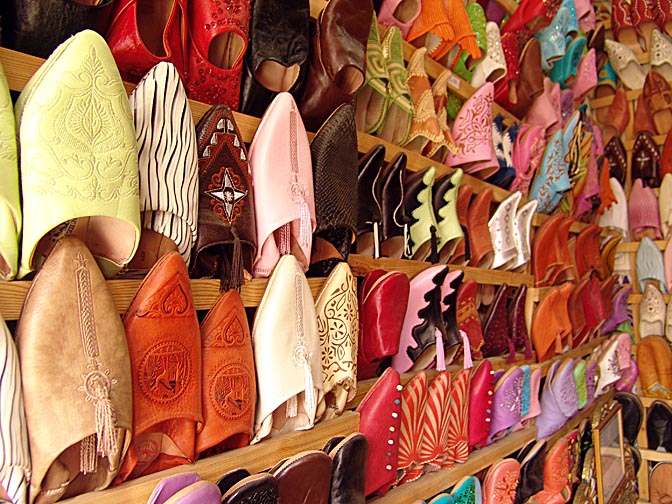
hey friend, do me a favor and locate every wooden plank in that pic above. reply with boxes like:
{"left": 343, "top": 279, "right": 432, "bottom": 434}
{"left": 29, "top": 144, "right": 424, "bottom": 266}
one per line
{"left": 616, "top": 240, "right": 667, "bottom": 254}
{"left": 347, "top": 254, "right": 534, "bottom": 286}
{"left": 370, "top": 428, "right": 536, "bottom": 503}
{"left": 0, "top": 277, "right": 327, "bottom": 321}
{"left": 60, "top": 412, "right": 359, "bottom": 504}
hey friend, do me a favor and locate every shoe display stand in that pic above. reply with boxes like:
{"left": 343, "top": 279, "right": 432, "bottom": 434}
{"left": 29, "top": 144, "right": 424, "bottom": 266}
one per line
{"left": 0, "top": 14, "right": 619, "bottom": 502}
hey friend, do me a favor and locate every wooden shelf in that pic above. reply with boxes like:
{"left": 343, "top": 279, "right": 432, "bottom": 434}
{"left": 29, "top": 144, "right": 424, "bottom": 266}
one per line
{"left": 370, "top": 427, "right": 536, "bottom": 503}
{"left": 59, "top": 412, "right": 359, "bottom": 504}
{"left": 616, "top": 240, "right": 667, "bottom": 254}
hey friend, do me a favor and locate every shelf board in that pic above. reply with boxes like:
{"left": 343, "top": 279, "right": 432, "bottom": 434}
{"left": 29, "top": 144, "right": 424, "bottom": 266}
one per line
{"left": 0, "top": 276, "right": 327, "bottom": 321}
{"left": 616, "top": 240, "right": 667, "bottom": 254}
{"left": 369, "top": 427, "right": 536, "bottom": 503}
{"left": 347, "top": 254, "right": 534, "bottom": 286}
{"left": 60, "top": 412, "right": 359, "bottom": 504}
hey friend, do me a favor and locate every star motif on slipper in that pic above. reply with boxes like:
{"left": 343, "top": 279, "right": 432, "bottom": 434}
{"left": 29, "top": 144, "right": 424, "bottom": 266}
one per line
{"left": 206, "top": 167, "right": 247, "bottom": 222}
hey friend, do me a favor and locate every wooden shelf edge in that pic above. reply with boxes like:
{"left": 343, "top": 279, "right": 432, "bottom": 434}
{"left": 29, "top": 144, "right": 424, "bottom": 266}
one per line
{"left": 616, "top": 240, "right": 667, "bottom": 254}
{"left": 60, "top": 412, "right": 359, "bottom": 504}
{"left": 370, "top": 428, "right": 537, "bottom": 503}
{"left": 347, "top": 254, "right": 534, "bottom": 286}
{"left": 0, "top": 277, "right": 327, "bottom": 321}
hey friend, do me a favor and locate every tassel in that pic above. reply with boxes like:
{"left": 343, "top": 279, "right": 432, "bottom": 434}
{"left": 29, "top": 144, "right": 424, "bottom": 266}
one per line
{"left": 461, "top": 330, "right": 473, "bottom": 369}
{"left": 435, "top": 330, "right": 446, "bottom": 371}
{"left": 94, "top": 395, "right": 118, "bottom": 460}
{"left": 303, "top": 361, "right": 316, "bottom": 413}
{"left": 221, "top": 228, "right": 244, "bottom": 291}
{"left": 279, "top": 224, "right": 291, "bottom": 256}
{"left": 80, "top": 434, "right": 97, "bottom": 474}
{"left": 299, "top": 201, "right": 312, "bottom": 249}
{"left": 286, "top": 395, "right": 298, "bottom": 418}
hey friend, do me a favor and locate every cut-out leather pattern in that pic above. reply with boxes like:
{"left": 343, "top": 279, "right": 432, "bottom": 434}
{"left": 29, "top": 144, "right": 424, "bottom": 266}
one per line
{"left": 135, "top": 274, "right": 193, "bottom": 318}
{"left": 139, "top": 341, "right": 192, "bottom": 403}
{"left": 209, "top": 363, "right": 252, "bottom": 419}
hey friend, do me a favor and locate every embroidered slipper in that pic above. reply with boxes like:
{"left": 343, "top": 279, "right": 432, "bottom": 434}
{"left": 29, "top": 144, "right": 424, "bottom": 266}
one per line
{"left": 632, "top": 131, "right": 662, "bottom": 188}
{"left": 190, "top": 105, "right": 256, "bottom": 290}
{"left": 640, "top": 283, "right": 666, "bottom": 338}
{"left": 15, "top": 30, "right": 141, "bottom": 279}
{"left": 127, "top": 62, "right": 198, "bottom": 273}
{"left": 315, "top": 262, "right": 358, "bottom": 421}
{"left": 403, "top": 166, "right": 439, "bottom": 261}
{"left": 17, "top": 237, "right": 132, "bottom": 499}
{"left": 117, "top": 252, "right": 200, "bottom": 481}
{"left": 488, "top": 366, "right": 524, "bottom": 444}
{"left": 0, "top": 314, "right": 29, "bottom": 504}
{"left": 424, "top": 70, "right": 459, "bottom": 162}
{"left": 637, "top": 236, "right": 667, "bottom": 293}
{"left": 0, "top": 63, "right": 20, "bottom": 281}
{"left": 471, "top": 22, "right": 507, "bottom": 89}
{"left": 195, "top": 290, "right": 255, "bottom": 458}
{"left": 251, "top": 255, "right": 323, "bottom": 443}
{"left": 249, "top": 93, "right": 315, "bottom": 278}
{"left": 432, "top": 169, "right": 464, "bottom": 262}
{"left": 355, "top": 15, "right": 391, "bottom": 134}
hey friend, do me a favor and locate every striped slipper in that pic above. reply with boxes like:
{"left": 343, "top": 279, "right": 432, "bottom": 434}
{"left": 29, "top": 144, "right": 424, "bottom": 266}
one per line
{"left": 0, "top": 315, "right": 30, "bottom": 504}
{"left": 128, "top": 62, "right": 199, "bottom": 271}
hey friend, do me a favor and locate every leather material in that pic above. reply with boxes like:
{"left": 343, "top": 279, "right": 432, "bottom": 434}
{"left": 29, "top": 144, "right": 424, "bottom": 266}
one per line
{"left": 308, "top": 104, "right": 358, "bottom": 276}
{"left": 595, "top": 336, "right": 623, "bottom": 396}
{"left": 106, "top": 0, "right": 187, "bottom": 84}
{"left": 456, "top": 280, "right": 484, "bottom": 360}
{"left": 647, "top": 400, "right": 672, "bottom": 452}
{"left": 403, "top": 167, "right": 438, "bottom": 261}
{"left": 251, "top": 255, "right": 323, "bottom": 443}
{"left": 220, "top": 473, "right": 279, "bottom": 504}
{"left": 185, "top": 0, "right": 250, "bottom": 108}
{"left": 327, "top": 434, "right": 368, "bottom": 504}
{"left": 605, "top": 39, "right": 646, "bottom": 89}
{"left": 489, "top": 192, "right": 522, "bottom": 269}
{"left": 638, "top": 336, "right": 672, "bottom": 398}
{"left": 356, "top": 145, "right": 386, "bottom": 252}
{"left": 568, "top": 276, "right": 590, "bottom": 346}
{"left": 315, "top": 263, "right": 358, "bottom": 420}
{"left": 195, "top": 291, "right": 255, "bottom": 458}
{"left": 650, "top": 462, "right": 672, "bottom": 502}
{"left": 630, "top": 178, "right": 662, "bottom": 240}
{"left": 575, "top": 225, "right": 603, "bottom": 279}
{"left": 637, "top": 236, "right": 667, "bottom": 293}
{"left": 118, "top": 252, "right": 201, "bottom": 482}
{"left": 450, "top": 476, "right": 482, "bottom": 503}
{"left": 599, "top": 177, "right": 629, "bottom": 237}
{"left": 448, "top": 184, "right": 473, "bottom": 266}
{"left": 533, "top": 431, "right": 579, "bottom": 504}
{"left": 613, "top": 392, "right": 643, "bottom": 445}
{"left": 433, "top": 169, "right": 464, "bottom": 262}
{"left": 603, "top": 137, "right": 628, "bottom": 188}
{"left": 481, "top": 283, "right": 511, "bottom": 359}
{"left": 272, "top": 450, "right": 332, "bottom": 504}
{"left": 191, "top": 105, "right": 256, "bottom": 290}
{"left": 418, "top": 372, "right": 451, "bottom": 472}
{"left": 509, "top": 284, "right": 533, "bottom": 361}
{"left": 535, "top": 360, "right": 574, "bottom": 439}
{"left": 471, "top": 21, "right": 508, "bottom": 89}
{"left": 147, "top": 473, "right": 201, "bottom": 504}
{"left": 603, "top": 284, "right": 632, "bottom": 334}
{"left": 467, "top": 189, "right": 494, "bottom": 269}
{"left": 239, "top": 0, "right": 310, "bottom": 117}
{"left": 16, "top": 237, "right": 132, "bottom": 502}
{"left": 488, "top": 367, "right": 524, "bottom": 444}
{"left": 468, "top": 360, "right": 495, "bottom": 451}
{"left": 377, "top": 0, "right": 421, "bottom": 38}
{"left": 511, "top": 124, "right": 545, "bottom": 196}
{"left": 355, "top": 367, "right": 402, "bottom": 497}
{"left": 643, "top": 69, "right": 672, "bottom": 136}
{"left": 512, "top": 200, "right": 538, "bottom": 270}
{"left": 616, "top": 357, "right": 639, "bottom": 392}
{"left": 162, "top": 481, "right": 221, "bottom": 503}
{"left": 249, "top": 93, "right": 315, "bottom": 278}
{"left": 357, "top": 270, "right": 409, "bottom": 380}
{"left": 128, "top": 62, "right": 198, "bottom": 270}
{"left": 379, "top": 153, "right": 408, "bottom": 256}
{"left": 445, "top": 369, "right": 471, "bottom": 466}
{"left": 439, "top": 270, "right": 464, "bottom": 368}
{"left": 532, "top": 288, "right": 564, "bottom": 361}
{"left": 396, "top": 371, "right": 428, "bottom": 483}
{"left": 0, "top": 315, "right": 29, "bottom": 504}
{"left": 299, "top": 0, "right": 372, "bottom": 132}
{"left": 392, "top": 266, "right": 450, "bottom": 373}
{"left": 7, "top": 0, "right": 113, "bottom": 59}
{"left": 483, "top": 458, "right": 520, "bottom": 504}
{"left": 520, "top": 366, "right": 542, "bottom": 425}
{"left": 15, "top": 30, "right": 140, "bottom": 279}
{"left": 529, "top": 130, "right": 570, "bottom": 215}
{"left": 640, "top": 283, "right": 666, "bottom": 338}
{"left": 551, "top": 359, "right": 578, "bottom": 419}
{"left": 0, "top": 63, "right": 20, "bottom": 281}
{"left": 660, "top": 173, "right": 672, "bottom": 238}
{"left": 513, "top": 440, "right": 546, "bottom": 504}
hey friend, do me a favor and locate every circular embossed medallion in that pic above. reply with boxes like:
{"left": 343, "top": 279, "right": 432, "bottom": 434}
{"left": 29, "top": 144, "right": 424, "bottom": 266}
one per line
{"left": 139, "top": 341, "right": 191, "bottom": 403}
{"left": 210, "top": 363, "right": 251, "bottom": 419}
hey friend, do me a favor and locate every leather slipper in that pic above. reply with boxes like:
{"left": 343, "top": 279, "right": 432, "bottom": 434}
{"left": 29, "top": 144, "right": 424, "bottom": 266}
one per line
{"left": 118, "top": 251, "right": 201, "bottom": 481}
{"left": 15, "top": 30, "right": 141, "bottom": 279}
{"left": 272, "top": 450, "right": 333, "bottom": 504}
{"left": 17, "top": 237, "right": 132, "bottom": 500}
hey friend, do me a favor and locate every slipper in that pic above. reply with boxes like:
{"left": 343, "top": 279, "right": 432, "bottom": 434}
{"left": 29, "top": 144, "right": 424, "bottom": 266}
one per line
{"left": 509, "top": 38, "right": 545, "bottom": 119}
{"left": 15, "top": 30, "right": 141, "bottom": 279}
{"left": 355, "top": 15, "right": 391, "bottom": 134}
{"left": 249, "top": 92, "right": 315, "bottom": 278}
{"left": 424, "top": 70, "right": 459, "bottom": 162}
{"left": 570, "top": 49, "right": 598, "bottom": 101}
{"left": 612, "top": 0, "right": 642, "bottom": 54}
{"left": 190, "top": 105, "right": 257, "bottom": 290}
{"left": 315, "top": 262, "right": 358, "bottom": 421}
{"left": 650, "top": 29, "right": 672, "bottom": 82}
{"left": 432, "top": 169, "right": 464, "bottom": 262}
{"left": 489, "top": 191, "right": 522, "bottom": 269}
{"left": 470, "top": 22, "right": 507, "bottom": 88}
{"left": 0, "top": 63, "right": 20, "bottom": 281}
{"left": 629, "top": 177, "right": 662, "bottom": 241}
{"left": 535, "top": 7, "right": 571, "bottom": 71}
{"left": 128, "top": 62, "right": 198, "bottom": 272}
{"left": 396, "top": 371, "right": 428, "bottom": 484}
{"left": 661, "top": 173, "right": 672, "bottom": 238}
{"left": 549, "top": 35, "right": 587, "bottom": 87}
{"left": 0, "top": 314, "right": 29, "bottom": 504}
{"left": 403, "top": 166, "right": 439, "bottom": 261}
{"left": 640, "top": 283, "right": 666, "bottom": 338}
{"left": 308, "top": 104, "right": 358, "bottom": 277}
{"left": 638, "top": 236, "right": 667, "bottom": 293}
{"left": 117, "top": 251, "right": 200, "bottom": 482}
{"left": 643, "top": 69, "right": 672, "bottom": 136}
{"left": 251, "top": 255, "right": 323, "bottom": 443}
{"left": 17, "top": 237, "right": 132, "bottom": 499}
{"left": 510, "top": 124, "right": 545, "bottom": 195}
{"left": 512, "top": 200, "right": 538, "bottom": 270}
{"left": 418, "top": 372, "right": 451, "bottom": 472}
{"left": 605, "top": 39, "right": 646, "bottom": 89}
{"left": 445, "top": 369, "right": 471, "bottom": 466}
{"left": 378, "top": 0, "right": 421, "bottom": 38}
{"left": 356, "top": 145, "right": 385, "bottom": 257}
{"left": 379, "top": 153, "right": 409, "bottom": 259}
{"left": 195, "top": 290, "right": 255, "bottom": 458}
{"left": 467, "top": 361, "right": 494, "bottom": 451}
{"left": 529, "top": 130, "right": 571, "bottom": 215}
{"left": 271, "top": 450, "right": 332, "bottom": 504}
